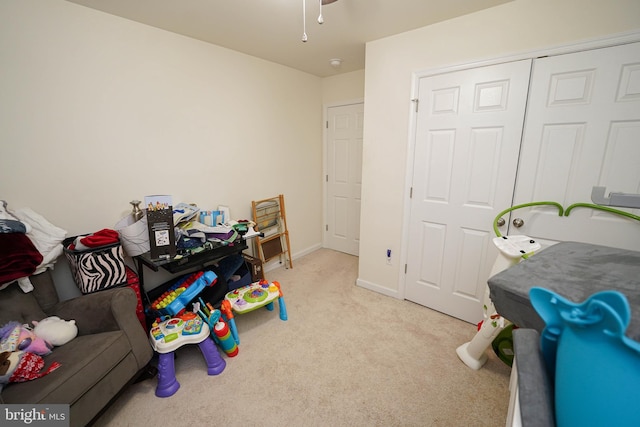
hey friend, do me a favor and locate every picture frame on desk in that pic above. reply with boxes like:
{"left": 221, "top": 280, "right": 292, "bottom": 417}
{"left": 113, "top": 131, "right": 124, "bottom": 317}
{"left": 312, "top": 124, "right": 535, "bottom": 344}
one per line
{"left": 144, "top": 195, "right": 176, "bottom": 260}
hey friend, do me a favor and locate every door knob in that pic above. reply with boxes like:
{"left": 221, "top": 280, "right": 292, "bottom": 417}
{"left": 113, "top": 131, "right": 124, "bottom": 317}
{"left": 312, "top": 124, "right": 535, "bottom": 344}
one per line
{"left": 496, "top": 217, "right": 505, "bottom": 227}
{"left": 513, "top": 218, "right": 524, "bottom": 228}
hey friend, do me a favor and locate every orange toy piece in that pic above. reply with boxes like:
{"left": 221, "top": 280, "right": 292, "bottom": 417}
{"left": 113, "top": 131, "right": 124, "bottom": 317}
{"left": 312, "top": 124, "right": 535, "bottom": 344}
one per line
{"left": 220, "top": 300, "right": 234, "bottom": 320}
{"left": 179, "top": 311, "right": 197, "bottom": 321}
{"left": 273, "top": 281, "right": 283, "bottom": 297}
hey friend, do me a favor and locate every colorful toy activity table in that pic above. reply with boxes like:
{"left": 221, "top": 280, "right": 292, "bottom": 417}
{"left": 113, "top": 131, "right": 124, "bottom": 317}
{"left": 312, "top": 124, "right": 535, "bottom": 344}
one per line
{"left": 149, "top": 312, "right": 225, "bottom": 397}
{"left": 223, "top": 280, "right": 287, "bottom": 344}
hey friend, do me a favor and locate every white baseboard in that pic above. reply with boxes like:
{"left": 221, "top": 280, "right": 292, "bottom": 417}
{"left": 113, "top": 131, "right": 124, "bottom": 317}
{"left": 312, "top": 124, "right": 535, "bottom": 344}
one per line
{"left": 294, "top": 243, "right": 323, "bottom": 259}
{"left": 356, "top": 277, "right": 402, "bottom": 299}
{"left": 262, "top": 243, "right": 322, "bottom": 272}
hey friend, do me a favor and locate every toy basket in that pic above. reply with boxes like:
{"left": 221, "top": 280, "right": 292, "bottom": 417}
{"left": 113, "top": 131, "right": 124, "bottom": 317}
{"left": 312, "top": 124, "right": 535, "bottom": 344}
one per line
{"left": 63, "top": 236, "right": 127, "bottom": 294}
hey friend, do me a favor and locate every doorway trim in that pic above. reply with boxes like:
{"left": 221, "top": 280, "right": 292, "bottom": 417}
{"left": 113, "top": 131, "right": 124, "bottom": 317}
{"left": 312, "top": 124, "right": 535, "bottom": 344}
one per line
{"left": 398, "top": 30, "right": 640, "bottom": 300}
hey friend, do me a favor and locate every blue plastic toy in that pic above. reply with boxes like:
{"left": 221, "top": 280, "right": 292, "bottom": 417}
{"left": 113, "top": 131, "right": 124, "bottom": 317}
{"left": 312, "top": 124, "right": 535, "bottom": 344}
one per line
{"left": 150, "top": 270, "right": 217, "bottom": 317}
{"left": 530, "top": 287, "right": 640, "bottom": 427}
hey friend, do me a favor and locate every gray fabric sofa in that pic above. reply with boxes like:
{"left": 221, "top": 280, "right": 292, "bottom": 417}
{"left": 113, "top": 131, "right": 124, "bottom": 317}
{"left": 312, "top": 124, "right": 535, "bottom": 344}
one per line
{"left": 0, "top": 270, "right": 153, "bottom": 427}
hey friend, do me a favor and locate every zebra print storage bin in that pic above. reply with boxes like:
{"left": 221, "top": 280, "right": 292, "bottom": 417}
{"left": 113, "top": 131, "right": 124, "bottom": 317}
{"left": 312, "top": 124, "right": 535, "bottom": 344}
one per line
{"left": 63, "top": 236, "right": 127, "bottom": 294}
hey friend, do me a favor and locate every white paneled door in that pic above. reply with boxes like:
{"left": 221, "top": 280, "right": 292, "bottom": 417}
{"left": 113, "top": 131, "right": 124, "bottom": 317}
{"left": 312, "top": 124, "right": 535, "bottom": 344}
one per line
{"left": 406, "top": 41, "right": 640, "bottom": 324}
{"left": 512, "top": 42, "right": 640, "bottom": 251}
{"left": 405, "top": 60, "right": 533, "bottom": 324}
{"left": 326, "top": 103, "right": 364, "bottom": 256}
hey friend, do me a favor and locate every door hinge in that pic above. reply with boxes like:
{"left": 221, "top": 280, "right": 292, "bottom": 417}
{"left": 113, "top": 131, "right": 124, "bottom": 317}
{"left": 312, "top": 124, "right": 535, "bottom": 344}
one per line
{"left": 411, "top": 98, "right": 419, "bottom": 113}
{"left": 409, "top": 187, "right": 413, "bottom": 198}
{"left": 404, "top": 264, "right": 408, "bottom": 274}
{"left": 325, "top": 224, "right": 328, "bottom": 231}
{"left": 326, "top": 121, "right": 329, "bottom": 128}
{"left": 326, "top": 174, "right": 328, "bottom": 182}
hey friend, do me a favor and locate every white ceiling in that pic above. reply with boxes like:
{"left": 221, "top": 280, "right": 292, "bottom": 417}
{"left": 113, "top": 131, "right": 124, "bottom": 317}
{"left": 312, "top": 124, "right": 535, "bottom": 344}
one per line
{"left": 65, "top": 0, "right": 512, "bottom": 77}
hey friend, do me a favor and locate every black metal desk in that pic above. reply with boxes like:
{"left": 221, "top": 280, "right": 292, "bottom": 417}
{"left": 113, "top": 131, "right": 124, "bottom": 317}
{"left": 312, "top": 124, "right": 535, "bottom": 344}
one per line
{"left": 135, "top": 239, "right": 248, "bottom": 305}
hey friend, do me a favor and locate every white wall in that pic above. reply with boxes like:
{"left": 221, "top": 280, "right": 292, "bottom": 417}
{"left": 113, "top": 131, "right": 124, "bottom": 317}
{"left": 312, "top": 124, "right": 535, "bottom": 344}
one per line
{"left": 322, "top": 70, "right": 365, "bottom": 105}
{"left": 358, "top": 0, "right": 640, "bottom": 297}
{"left": 0, "top": 0, "right": 327, "bottom": 295}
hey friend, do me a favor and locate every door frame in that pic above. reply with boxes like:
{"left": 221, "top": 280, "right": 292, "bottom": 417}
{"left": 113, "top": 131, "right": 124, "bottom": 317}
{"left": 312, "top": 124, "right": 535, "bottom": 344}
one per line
{"left": 322, "top": 98, "right": 364, "bottom": 251}
{"left": 398, "top": 30, "right": 640, "bottom": 300}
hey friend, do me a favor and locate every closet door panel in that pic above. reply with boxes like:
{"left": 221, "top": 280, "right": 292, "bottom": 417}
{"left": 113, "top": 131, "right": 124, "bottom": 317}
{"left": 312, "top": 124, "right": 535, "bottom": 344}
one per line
{"left": 513, "top": 42, "right": 640, "bottom": 251}
{"left": 405, "top": 59, "right": 532, "bottom": 324}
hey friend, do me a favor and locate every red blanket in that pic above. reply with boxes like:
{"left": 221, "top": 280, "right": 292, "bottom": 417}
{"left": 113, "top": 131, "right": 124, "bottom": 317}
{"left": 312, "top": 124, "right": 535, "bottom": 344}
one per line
{"left": 0, "top": 233, "right": 43, "bottom": 285}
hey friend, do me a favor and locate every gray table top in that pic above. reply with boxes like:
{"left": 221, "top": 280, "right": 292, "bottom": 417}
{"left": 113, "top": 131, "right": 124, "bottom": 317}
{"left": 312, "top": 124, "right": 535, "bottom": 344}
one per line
{"left": 488, "top": 241, "right": 640, "bottom": 341}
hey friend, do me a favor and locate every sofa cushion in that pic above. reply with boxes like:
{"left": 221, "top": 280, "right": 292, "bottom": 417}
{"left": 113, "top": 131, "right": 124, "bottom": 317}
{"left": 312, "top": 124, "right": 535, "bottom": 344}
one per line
{"left": 30, "top": 270, "right": 60, "bottom": 313}
{"left": 1, "top": 330, "right": 131, "bottom": 404}
{"left": 0, "top": 280, "right": 47, "bottom": 326}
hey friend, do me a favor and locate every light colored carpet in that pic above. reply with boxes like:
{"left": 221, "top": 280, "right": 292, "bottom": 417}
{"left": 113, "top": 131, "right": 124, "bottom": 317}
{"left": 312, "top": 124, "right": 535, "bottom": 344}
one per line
{"left": 94, "top": 249, "right": 511, "bottom": 427}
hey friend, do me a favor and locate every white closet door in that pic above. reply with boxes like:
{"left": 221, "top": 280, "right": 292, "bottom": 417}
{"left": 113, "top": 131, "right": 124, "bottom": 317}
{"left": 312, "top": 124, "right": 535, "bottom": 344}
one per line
{"left": 326, "top": 102, "right": 364, "bottom": 256}
{"left": 405, "top": 60, "right": 532, "bottom": 324}
{"left": 513, "top": 42, "right": 640, "bottom": 251}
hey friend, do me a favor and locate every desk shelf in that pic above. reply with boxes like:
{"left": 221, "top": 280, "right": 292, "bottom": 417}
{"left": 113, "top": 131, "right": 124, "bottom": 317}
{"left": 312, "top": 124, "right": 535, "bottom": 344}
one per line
{"left": 135, "top": 240, "right": 249, "bottom": 312}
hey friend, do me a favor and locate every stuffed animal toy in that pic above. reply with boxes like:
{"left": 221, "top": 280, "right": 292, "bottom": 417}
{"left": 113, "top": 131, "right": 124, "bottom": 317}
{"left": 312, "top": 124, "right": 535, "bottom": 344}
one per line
{"left": 0, "top": 350, "right": 60, "bottom": 390}
{"left": 0, "top": 321, "right": 52, "bottom": 356}
{"left": 32, "top": 316, "right": 78, "bottom": 347}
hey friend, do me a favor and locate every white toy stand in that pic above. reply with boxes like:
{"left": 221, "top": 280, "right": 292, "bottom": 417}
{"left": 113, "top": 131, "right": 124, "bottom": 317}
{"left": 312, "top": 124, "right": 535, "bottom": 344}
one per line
{"left": 456, "top": 235, "right": 540, "bottom": 370}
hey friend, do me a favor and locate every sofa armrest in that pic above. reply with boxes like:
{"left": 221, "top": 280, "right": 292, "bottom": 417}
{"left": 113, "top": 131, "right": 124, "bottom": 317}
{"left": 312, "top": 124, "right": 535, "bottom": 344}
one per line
{"left": 50, "top": 287, "right": 152, "bottom": 369}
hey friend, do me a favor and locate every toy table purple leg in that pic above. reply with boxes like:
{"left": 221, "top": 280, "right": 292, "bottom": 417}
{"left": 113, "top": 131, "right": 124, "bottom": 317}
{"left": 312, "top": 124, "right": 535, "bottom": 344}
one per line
{"left": 198, "top": 336, "right": 226, "bottom": 375}
{"left": 155, "top": 336, "right": 225, "bottom": 398}
{"left": 156, "top": 353, "right": 180, "bottom": 398}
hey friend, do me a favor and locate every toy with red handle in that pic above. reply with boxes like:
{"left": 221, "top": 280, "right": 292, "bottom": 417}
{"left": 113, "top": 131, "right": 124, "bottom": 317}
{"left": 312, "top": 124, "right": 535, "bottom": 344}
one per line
{"left": 220, "top": 299, "right": 240, "bottom": 345}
